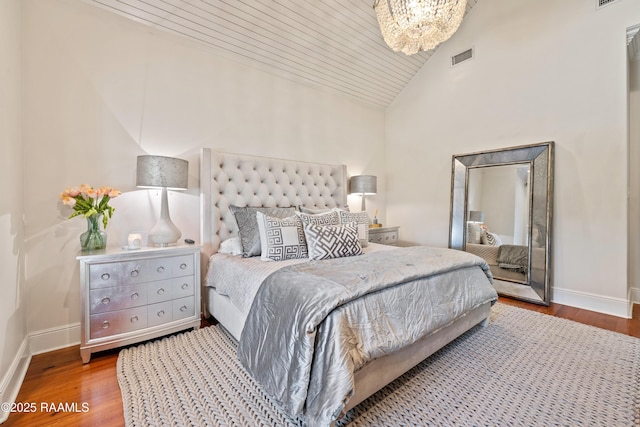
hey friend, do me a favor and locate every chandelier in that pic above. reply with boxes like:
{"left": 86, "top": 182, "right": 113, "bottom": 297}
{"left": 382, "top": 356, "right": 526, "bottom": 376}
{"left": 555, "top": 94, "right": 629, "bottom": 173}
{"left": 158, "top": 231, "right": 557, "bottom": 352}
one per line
{"left": 373, "top": 0, "right": 468, "bottom": 55}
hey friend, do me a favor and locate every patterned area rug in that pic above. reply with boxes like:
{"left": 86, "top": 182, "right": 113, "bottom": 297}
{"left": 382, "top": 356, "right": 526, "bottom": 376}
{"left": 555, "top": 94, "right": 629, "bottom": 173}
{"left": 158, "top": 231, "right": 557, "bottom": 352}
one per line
{"left": 117, "top": 304, "right": 640, "bottom": 426}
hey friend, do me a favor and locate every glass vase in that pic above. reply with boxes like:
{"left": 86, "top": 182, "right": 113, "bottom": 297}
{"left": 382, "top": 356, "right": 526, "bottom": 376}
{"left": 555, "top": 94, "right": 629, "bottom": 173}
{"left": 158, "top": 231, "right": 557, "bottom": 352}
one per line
{"left": 80, "top": 215, "right": 107, "bottom": 251}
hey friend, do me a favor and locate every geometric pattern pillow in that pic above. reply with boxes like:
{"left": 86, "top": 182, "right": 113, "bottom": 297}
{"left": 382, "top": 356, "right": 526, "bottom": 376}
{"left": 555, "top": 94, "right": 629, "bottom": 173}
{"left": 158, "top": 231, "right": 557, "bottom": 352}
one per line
{"left": 229, "top": 206, "right": 295, "bottom": 257}
{"left": 296, "top": 210, "right": 340, "bottom": 226}
{"left": 297, "top": 206, "right": 348, "bottom": 214}
{"left": 256, "top": 212, "right": 308, "bottom": 262}
{"left": 482, "top": 230, "right": 503, "bottom": 246}
{"left": 338, "top": 210, "right": 370, "bottom": 248}
{"left": 302, "top": 222, "right": 362, "bottom": 261}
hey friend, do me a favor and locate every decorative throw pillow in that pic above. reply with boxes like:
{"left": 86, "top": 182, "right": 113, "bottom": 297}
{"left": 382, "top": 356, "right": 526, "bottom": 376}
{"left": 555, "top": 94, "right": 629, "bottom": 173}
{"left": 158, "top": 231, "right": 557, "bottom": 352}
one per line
{"left": 218, "top": 237, "right": 243, "bottom": 256}
{"left": 229, "top": 206, "right": 295, "bottom": 257}
{"left": 296, "top": 210, "right": 340, "bottom": 226}
{"left": 256, "top": 212, "right": 308, "bottom": 261}
{"left": 303, "top": 222, "right": 362, "bottom": 261}
{"left": 298, "top": 206, "right": 349, "bottom": 214}
{"left": 466, "top": 222, "right": 482, "bottom": 244}
{"left": 338, "top": 210, "right": 370, "bottom": 248}
{"left": 482, "top": 231, "right": 503, "bottom": 246}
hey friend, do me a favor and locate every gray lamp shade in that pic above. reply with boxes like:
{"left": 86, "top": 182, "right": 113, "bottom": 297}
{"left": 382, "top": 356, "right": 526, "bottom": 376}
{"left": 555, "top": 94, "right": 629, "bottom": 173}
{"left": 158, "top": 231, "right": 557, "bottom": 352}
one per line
{"left": 469, "top": 210, "right": 485, "bottom": 223}
{"left": 350, "top": 175, "right": 377, "bottom": 195}
{"left": 136, "top": 155, "right": 188, "bottom": 190}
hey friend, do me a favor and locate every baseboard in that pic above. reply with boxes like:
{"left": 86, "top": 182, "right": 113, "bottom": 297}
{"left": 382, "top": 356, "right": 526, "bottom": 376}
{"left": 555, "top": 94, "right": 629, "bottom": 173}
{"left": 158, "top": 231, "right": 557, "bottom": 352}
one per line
{"left": 0, "top": 337, "right": 31, "bottom": 424}
{"left": 552, "top": 287, "right": 631, "bottom": 318}
{"left": 29, "top": 322, "right": 80, "bottom": 356}
{"left": 631, "top": 286, "right": 640, "bottom": 305}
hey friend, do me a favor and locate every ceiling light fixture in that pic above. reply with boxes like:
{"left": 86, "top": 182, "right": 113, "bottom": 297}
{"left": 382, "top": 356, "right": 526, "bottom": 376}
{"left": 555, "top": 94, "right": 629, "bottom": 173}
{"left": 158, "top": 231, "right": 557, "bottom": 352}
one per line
{"left": 373, "top": 0, "right": 467, "bottom": 55}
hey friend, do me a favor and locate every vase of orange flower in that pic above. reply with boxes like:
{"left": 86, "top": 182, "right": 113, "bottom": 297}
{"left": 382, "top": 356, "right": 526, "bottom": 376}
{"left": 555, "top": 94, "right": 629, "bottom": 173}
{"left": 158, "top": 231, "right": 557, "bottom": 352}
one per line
{"left": 60, "top": 184, "right": 121, "bottom": 251}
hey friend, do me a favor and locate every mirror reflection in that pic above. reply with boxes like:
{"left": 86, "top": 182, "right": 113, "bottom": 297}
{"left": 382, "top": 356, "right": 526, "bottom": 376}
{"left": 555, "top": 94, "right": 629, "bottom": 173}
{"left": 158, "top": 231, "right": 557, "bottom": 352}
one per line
{"left": 449, "top": 142, "right": 553, "bottom": 305}
{"left": 465, "top": 164, "right": 539, "bottom": 300}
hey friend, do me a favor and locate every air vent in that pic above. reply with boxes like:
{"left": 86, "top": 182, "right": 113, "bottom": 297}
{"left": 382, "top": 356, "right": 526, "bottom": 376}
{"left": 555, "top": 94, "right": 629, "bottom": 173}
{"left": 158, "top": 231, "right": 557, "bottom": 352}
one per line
{"left": 596, "top": 0, "right": 621, "bottom": 9}
{"left": 451, "top": 48, "right": 473, "bottom": 67}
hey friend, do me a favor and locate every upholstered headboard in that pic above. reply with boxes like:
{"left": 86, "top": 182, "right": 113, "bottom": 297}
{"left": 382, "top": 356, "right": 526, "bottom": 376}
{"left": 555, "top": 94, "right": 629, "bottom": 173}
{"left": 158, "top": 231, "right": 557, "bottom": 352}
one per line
{"left": 200, "top": 148, "right": 348, "bottom": 256}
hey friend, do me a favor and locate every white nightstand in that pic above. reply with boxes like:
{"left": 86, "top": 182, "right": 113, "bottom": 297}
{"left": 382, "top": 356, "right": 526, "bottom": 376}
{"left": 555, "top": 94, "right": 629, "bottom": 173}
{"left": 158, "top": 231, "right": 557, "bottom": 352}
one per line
{"left": 77, "top": 244, "right": 201, "bottom": 363}
{"left": 368, "top": 226, "right": 400, "bottom": 246}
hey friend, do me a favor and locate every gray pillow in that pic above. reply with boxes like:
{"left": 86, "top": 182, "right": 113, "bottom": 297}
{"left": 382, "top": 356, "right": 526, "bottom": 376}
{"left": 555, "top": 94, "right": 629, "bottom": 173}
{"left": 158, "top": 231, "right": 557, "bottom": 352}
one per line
{"left": 229, "top": 206, "right": 295, "bottom": 257}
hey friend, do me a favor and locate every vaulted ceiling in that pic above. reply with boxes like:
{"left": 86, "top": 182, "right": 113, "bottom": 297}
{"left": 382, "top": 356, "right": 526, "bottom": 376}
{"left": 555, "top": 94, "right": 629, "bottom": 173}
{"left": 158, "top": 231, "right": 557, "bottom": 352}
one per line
{"left": 84, "top": 0, "right": 480, "bottom": 108}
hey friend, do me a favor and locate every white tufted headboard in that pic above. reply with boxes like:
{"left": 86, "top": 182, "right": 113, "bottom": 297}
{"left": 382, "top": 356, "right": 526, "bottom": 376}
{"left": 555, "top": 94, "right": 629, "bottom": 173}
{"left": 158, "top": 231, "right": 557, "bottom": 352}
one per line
{"left": 200, "top": 148, "right": 348, "bottom": 257}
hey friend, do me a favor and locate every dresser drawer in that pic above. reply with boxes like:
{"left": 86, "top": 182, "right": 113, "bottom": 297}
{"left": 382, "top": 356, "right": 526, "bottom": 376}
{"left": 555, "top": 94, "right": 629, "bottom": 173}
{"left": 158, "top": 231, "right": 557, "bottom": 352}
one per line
{"left": 369, "top": 230, "right": 398, "bottom": 245}
{"left": 146, "top": 277, "right": 193, "bottom": 304}
{"left": 89, "top": 306, "right": 148, "bottom": 339}
{"left": 147, "top": 301, "right": 174, "bottom": 328}
{"left": 173, "top": 296, "right": 195, "bottom": 321}
{"left": 144, "top": 254, "right": 194, "bottom": 282}
{"left": 89, "top": 284, "right": 147, "bottom": 314}
{"left": 89, "top": 263, "right": 122, "bottom": 289}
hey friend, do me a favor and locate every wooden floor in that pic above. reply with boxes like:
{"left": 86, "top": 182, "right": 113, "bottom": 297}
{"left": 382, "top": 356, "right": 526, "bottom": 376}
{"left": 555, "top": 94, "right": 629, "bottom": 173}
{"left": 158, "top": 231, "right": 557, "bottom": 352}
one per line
{"left": 5, "top": 298, "right": 639, "bottom": 426}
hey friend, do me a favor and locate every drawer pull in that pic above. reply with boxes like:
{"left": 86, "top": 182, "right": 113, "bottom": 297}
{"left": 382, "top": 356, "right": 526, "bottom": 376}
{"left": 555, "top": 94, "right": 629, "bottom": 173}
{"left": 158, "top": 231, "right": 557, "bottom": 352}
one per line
{"left": 131, "top": 292, "right": 139, "bottom": 300}
{"left": 181, "top": 283, "right": 189, "bottom": 290}
{"left": 157, "top": 266, "right": 165, "bottom": 273}
{"left": 101, "top": 297, "right": 110, "bottom": 305}
{"left": 102, "top": 321, "right": 110, "bottom": 329}
{"left": 157, "top": 310, "right": 165, "bottom": 317}
{"left": 180, "top": 263, "right": 187, "bottom": 269}
{"left": 180, "top": 305, "right": 188, "bottom": 312}
{"left": 101, "top": 273, "right": 110, "bottom": 281}
{"left": 130, "top": 269, "right": 139, "bottom": 277}
{"left": 130, "top": 316, "right": 139, "bottom": 323}
{"left": 157, "top": 288, "right": 165, "bottom": 295}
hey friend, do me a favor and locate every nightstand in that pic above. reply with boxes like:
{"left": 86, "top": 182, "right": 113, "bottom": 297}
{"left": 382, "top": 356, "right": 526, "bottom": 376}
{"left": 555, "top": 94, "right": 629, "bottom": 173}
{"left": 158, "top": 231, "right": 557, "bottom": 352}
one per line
{"left": 368, "top": 226, "right": 400, "bottom": 246}
{"left": 77, "top": 245, "right": 201, "bottom": 363}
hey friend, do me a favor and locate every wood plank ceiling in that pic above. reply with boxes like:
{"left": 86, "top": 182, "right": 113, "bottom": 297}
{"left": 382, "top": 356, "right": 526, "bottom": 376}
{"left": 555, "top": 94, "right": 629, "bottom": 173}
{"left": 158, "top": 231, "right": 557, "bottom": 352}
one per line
{"left": 85, "top": 0, "right": 479, "bottom": 108}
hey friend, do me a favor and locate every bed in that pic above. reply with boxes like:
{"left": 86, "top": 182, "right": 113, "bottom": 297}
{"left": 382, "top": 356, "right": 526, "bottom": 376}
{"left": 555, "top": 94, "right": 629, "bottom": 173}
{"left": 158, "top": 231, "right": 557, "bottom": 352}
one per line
{"left": 199, "top": 148, "right": 498, "bottom": 426}
{"left": 466, "top": 243, "right": 528, "bottom": 283}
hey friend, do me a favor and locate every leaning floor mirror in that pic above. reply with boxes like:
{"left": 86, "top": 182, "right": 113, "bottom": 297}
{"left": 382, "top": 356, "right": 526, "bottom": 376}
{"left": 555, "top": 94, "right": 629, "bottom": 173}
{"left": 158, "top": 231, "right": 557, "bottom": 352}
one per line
{"left": 449, "top": 142, "right": 554, "bottom": 305}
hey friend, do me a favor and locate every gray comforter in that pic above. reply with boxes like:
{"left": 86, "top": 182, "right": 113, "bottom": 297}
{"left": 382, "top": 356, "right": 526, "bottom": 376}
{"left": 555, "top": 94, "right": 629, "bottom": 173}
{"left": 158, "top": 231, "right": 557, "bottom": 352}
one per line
{"left": 238, "top": 246, "right": 497, "bottom": 426}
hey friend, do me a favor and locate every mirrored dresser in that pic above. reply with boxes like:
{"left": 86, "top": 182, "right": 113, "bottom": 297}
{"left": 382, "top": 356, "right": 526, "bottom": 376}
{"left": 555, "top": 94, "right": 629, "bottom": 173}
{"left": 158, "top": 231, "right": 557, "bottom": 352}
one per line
{"left": 77, "top": 244, "right": 201, "bottom": 363}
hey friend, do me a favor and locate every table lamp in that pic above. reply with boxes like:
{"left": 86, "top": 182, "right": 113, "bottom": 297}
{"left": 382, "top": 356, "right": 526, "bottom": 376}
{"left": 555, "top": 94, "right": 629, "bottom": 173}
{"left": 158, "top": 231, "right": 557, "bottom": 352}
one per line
{"left": 350, "top": 175, "right": 377, "bottom": 212}
{"left": 136, "top": 155, "right": 188, "bottom": 246}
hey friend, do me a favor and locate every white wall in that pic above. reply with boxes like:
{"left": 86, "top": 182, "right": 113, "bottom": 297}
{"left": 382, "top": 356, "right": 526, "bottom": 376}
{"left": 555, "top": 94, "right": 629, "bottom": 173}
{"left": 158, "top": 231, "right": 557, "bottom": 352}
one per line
{"left": 21, "top": 0, "right": 386, "bottom": 352}
{"left": 386, "top": 0, "right": 639, "bottom": 317}
{"left": 0, "top": 0, "right": 29, "bottom": 422}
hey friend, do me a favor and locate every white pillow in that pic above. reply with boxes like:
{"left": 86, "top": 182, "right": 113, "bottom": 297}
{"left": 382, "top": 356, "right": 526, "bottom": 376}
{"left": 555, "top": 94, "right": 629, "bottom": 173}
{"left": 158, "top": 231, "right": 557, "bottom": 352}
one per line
{"left": 338, "top": 210, "right": 370, "bottom": 248}
{"left": 256, "top": 212, "right": 308, "bottom": 261}
{"left": 303, "top": 222, "right": 362, "bottom": 261}
{"left": 218, "top": 237, "right": 243, "bottom": 256}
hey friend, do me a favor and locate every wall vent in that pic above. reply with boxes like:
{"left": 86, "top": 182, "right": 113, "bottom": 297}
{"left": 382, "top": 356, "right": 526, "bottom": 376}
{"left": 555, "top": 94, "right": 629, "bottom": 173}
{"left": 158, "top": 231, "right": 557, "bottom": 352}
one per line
{"left": 452, "top": 48, "right": 473, "bottom": 66}
{"left": 596, "top": 0, "right": 621, "bottom": 9}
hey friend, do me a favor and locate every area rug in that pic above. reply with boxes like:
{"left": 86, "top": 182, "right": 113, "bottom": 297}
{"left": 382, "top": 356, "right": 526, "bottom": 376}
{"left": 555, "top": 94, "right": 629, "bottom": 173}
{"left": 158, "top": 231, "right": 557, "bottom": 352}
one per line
{"left": 117, "top": 303, "right": 640, "bottom": 426}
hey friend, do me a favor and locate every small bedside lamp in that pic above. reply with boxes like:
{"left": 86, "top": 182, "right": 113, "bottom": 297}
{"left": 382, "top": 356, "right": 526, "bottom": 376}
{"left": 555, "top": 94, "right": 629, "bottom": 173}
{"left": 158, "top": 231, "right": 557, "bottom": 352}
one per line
{"left": 350, "top": 175, "right": 377, "bottom": 212}
{"left": 136, "top": 155, "right": 188, "bottom": 246}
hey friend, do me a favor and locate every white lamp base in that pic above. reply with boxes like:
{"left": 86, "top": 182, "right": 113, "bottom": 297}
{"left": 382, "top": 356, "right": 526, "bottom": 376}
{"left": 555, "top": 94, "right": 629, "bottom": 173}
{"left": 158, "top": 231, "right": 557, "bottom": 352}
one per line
{"left": 149, "top": 187, "right": 181, "bottom": 246}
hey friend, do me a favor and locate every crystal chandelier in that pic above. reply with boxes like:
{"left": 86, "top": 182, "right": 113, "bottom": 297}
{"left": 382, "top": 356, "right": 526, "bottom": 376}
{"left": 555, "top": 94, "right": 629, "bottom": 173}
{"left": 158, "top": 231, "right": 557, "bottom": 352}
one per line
{"left": 374, "top": 0, "right": 468, "bottom": 55}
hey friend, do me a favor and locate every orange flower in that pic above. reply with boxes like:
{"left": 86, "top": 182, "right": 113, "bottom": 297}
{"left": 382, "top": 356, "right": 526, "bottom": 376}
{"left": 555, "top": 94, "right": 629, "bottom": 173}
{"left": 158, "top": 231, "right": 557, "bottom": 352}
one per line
{"left": 59, "top": 184, "right": 121, "bottom": 229}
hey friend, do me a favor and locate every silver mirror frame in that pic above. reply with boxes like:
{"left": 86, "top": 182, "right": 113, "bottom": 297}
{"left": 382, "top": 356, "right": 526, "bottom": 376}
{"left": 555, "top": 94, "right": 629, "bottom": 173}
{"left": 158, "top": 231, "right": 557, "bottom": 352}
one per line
{"left": 449, "top": 142, "right": 554, "bottom": 305}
